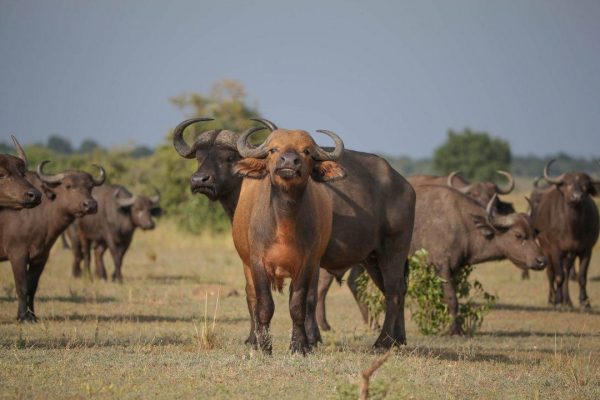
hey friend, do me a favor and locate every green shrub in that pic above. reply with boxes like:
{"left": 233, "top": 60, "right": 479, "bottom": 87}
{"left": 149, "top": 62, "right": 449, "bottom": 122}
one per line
{"left": 354, "top": 249, "right": 497, "bottom": 336}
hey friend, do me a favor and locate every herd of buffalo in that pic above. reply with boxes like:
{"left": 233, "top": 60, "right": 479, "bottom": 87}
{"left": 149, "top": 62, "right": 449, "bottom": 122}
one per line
{"left": 1, "top": 119, "right": 599, "bottom": 355}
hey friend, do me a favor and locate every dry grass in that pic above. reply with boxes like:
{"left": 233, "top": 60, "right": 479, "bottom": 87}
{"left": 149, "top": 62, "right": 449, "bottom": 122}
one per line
{"left": 1, "top": 214, "right": 599, "bottom": 399}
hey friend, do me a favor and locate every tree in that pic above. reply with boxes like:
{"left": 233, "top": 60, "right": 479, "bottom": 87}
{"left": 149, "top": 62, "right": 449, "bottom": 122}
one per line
{"left": 47, "top": 135, "right": 73, "bottom": 154}
{"left": 79, "top": 139, "right": 100, "bottom": 153}
{"left": 433, "top": 128, "right": 511, "bottom": 182}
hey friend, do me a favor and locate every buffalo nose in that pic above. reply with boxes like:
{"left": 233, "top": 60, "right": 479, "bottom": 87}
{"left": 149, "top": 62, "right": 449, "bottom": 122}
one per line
{"left": 536, "top": 256, "right": 548, "bottom": 268}
{"left": 83, "top": 198, "right": 97, "bottom": 213}
{"left": 191, "top": 173, "right": 213, "bottom": 186}
{"left": 279, "top": 152, "right": 300, "bottom": 167}
{"left": 25, "top": 189, "right": 41, "bottom": 202}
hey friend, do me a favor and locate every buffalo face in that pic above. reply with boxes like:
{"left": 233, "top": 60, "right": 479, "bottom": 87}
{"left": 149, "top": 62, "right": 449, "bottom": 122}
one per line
{"left": 0, "top": 136, "right": 42, "bottom": 209}
{"left": 115, "top": 189, "right": 161, "bottom": 230}
{"left": 190, "top": 147, "right": 241, "bottom": 201}
{"left": 542, "top": 159, "right": 600, "bottom": 205}
{"left": 473, "top": 195, "right": 547, "bottom": 271}
{"left": 234, "top": 128, "right": 346, "bottom": 189}
{"left": 37, "top": 161, "right": 105, "bottom": 217}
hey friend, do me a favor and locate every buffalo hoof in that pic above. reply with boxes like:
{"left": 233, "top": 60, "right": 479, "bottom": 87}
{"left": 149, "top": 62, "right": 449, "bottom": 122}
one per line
{"left": 245, "top": 334, "right": 258, "bottom": 349}
{"left": 72, "top": 269, "right": 82, "bottom": 278}
{"left": 111, "top": 274, "right": 123, "bottom": 284}
{"left": 289, "top": 340, "right": 309, "bottom": 356}
{"left": 372, "top": 334, "right": 401, "bottom": 350}
{"left": 580, "top": 299, "right": 591, "bottom": 311}
{"left": 18, "top": 311, "right": 38, "bottom": 323}
{"left": 448, "top": 321, "right": 466, "bottom": 336}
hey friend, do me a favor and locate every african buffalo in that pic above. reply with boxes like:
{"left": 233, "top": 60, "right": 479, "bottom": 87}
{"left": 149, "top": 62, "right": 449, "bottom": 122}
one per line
{"left": 232, "top": 127, "right": 345, "bottom": 354}
{"left": 173, "top": 117, "right": 415, "bottom": 349}
{"left": 316, "top": 170, "right": 516, "bottom": 330}
{"left": 532, "top": 160, "right": 600, "bottom": 308}
{"left": 410, "top": 170, "right": 516, "bottom": 214}
{"left": 0, "top": 136, "right": 41, "bottom": 209}
{"left": 65, "top": 185, "right": 162, "bottom": 282}
{"left": 0, "top": 161, "right": 105, "bottom": 321}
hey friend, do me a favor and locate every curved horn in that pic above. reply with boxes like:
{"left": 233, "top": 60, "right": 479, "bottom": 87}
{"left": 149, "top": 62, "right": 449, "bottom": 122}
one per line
{"left": 250, "top": 118, "right": 278, "bottom": 132}
{"left": 485, "top": 193, "right": 498, "bottom": 225}
{"left": 312, "top": 130, "right": 345, "bottom": 161}
{"left": 532, "top": 176, "right": 541, "bottom": 189}
{"left": 172, "top": 117, "right": 215, "bottom": 159}
{"left": 91, "top": 164, "right": 105, "bottom": 186}
{"left": 37, "top": 160, "right": 65, "bottom": 183}
{"left": 447, "top": 171, "right": 462, "bottom": 188}
{"left": 496, "top": 170, "right": 515, "bottom": 194}
{"left": 236, "top": 126, "right": 269, "bottom": 158}
{"left": 459, "top": 184, "right": 474, "bottom": 194}
{"left": 114, "top": 189, "right": 136, "bottom": 208}
{"left": 543, "top": 159, "right": 565, "bottom": 185}
{"left": 150, "top": 187, "right": 161, "bottom": 204}
{"left": 525, "top": 197, "right": 534, "bottom": 218}
{"left": 11, "top": 135, "right": 27, "bottom": 168}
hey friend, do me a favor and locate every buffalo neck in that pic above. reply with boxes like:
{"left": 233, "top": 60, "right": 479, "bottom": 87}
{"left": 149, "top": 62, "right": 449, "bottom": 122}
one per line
{"left": 460, "top": 201, "right": 506, "bottom": 266}
{"left": 219, "top": 184, "right": 241, "bottom": 221}
{"left": 270, "top": 181, "right": 308, "bottom": 220}
{"left": 38, "top": 198, "right": 77, "bottom": 249}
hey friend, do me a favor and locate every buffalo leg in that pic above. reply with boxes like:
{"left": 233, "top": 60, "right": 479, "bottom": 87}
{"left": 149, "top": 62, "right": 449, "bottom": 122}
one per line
{"left": 441, "top": 266, "right": 463, "bottom": 335}
{"left": 372, "top": 234, "right": 410, "bottom": 348}
{"left": 305, "top": 265, "right": 321, "bottom": 349}
{"left": 70, "top": 234, "right": 83, "bottom": 278}
{"left": 578, "top": 251, "right": 592, "bottom": 309}
{"left": 561, "top": 253, "right": 575, "bottom": 308}
{"left": 546, "top": 249, "right": 561, "bottom": 305}
{"left": 93, "top": 242, "right": 108, "bottom": 280}
{"left": 9, "top": 253, "right": 34, "bottom": 322}
{"left": 315, "top": 270, "right": 335, "bottom": 331}
{"left": 81, "top": 237, "right": 92, "bottom": 278}
{"left": 347, "top": 265, "right": 372, "bottom": 326}
{"left": 25, "top": 258, "right": 46, "bottom": 319}
{"left": 251, "top": 262, "right": 275, "bottom": 355}
{"left": 109, "top": 245, "right": 126, "bottom": 283}
{"left": 243, "top": 263, "right": 258, "bottom": 348}
{"left": 288, "top": 265, "right": 314, "bottom": 355}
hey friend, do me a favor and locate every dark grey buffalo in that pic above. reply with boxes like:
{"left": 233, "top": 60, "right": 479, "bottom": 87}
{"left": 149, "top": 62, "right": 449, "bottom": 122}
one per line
{"left": 0, "top": 161, "right": 105, "bottom": 321}
{"left": 173, "top": 117, "right": 415, "bottom": 349}
{"left": 65, "top": 184, "right": 162, "bottom": 282}
{"left": 408, "top": 187, "right": 546, "bottom": 334}
{"left": 0, "top": 136, "right": 41, "bottom": 209}
{"left": 532, "top": 160, "right": 600, "bottom": 309}
{"left": 316, "top": 170, "right": 517, "bottom": 330}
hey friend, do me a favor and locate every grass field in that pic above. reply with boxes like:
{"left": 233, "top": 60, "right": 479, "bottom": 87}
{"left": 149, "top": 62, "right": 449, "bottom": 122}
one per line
{"left": 1, "top": 195, "right": 600, "bottom": 399}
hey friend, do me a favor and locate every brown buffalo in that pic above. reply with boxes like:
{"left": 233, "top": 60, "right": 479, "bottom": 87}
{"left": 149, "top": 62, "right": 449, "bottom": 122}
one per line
{"left": 173, "top": 118, "right": 415, "bottom": 350}
{"left": 0, "top": 136, "right": 41, "bottom": 209}
{"left": 232, "top": 126, "right": 345, "bottom": 354}
{"left": 532, "top": 160, "right": 600, "bottom": 308}
{"left": 0, "top": 161, "right": 105, "bottom": 321}
{"left": 65, "top": 184, "right": 162, "bottom": 282}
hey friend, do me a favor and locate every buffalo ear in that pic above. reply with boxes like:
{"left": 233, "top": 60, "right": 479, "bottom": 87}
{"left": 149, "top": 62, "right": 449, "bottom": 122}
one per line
{"left": 41, "top": 183, "right": 57, "bottom": 201}
{"left": 150, "top": 207, "right": 164, "bottom": 217}
{"left": 233, "top": 158, "right": 268, "bottom": 179}
{"left": 312, "top": 161, "right": 346, "bottom": 182}
{"left": 590, "top": 182, "right": 600, "bottom": 197}
{"left": 472, "top": 215, "right": 495, "bottom": 239}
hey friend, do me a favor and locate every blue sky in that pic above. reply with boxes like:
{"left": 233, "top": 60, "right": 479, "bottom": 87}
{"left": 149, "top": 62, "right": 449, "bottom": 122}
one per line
{"left": 1, "top": 0, "right": 599, "bottom": 157}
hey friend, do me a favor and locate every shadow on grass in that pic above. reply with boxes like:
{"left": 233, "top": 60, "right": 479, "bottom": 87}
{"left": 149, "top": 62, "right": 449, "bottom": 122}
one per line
{"left": 0, "top": 336, "right": 192, "bottom": 350}
{"left": 142, "top": 274, "right": 225, "bottom": 285}
{"left": 589, "top": 275, "right": 600, "bottom": 282}
{"left": 0, "top": 295, "right": 117, "bottom": 304}
{"left": 492, "top": 303, "right": 600, "bottom": 315}
{"left": 20, "top": 313, "right": 248, "bottom": 325}
{"left": 479, "top": 330, "right": 600, "bottom": 338}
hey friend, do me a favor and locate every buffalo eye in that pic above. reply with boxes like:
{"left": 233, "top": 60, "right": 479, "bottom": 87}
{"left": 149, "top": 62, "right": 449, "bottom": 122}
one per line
{"left": 269, "top": 148, "right": 278, "bottom": 154}
{"left": 533, "top": 228, "right": 540, "bottom": 238}
{"left": 65, "top": 184, "right": 72, "bottom": 189}
{"left": 0, "top": 172, "right": 6, "bottom": 179}
{"left": 303, "top": 149, "right": 310, "bottom": 156}
{"left": 515, "top": 232, "right": 524, "bottom": 240}
{"left": 227, "top": 155, "right": 235, "bottom": 162}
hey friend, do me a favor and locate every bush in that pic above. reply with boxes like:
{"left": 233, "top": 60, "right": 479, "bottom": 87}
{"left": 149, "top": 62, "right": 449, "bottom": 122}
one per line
{"left": 354, "top": 249, "right": 497, "bottom": 336}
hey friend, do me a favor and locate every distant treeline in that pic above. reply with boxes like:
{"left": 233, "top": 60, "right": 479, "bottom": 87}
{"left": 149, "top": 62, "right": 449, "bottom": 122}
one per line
{"left": 384, "top": 153, "right": 599, "bottom": 178}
